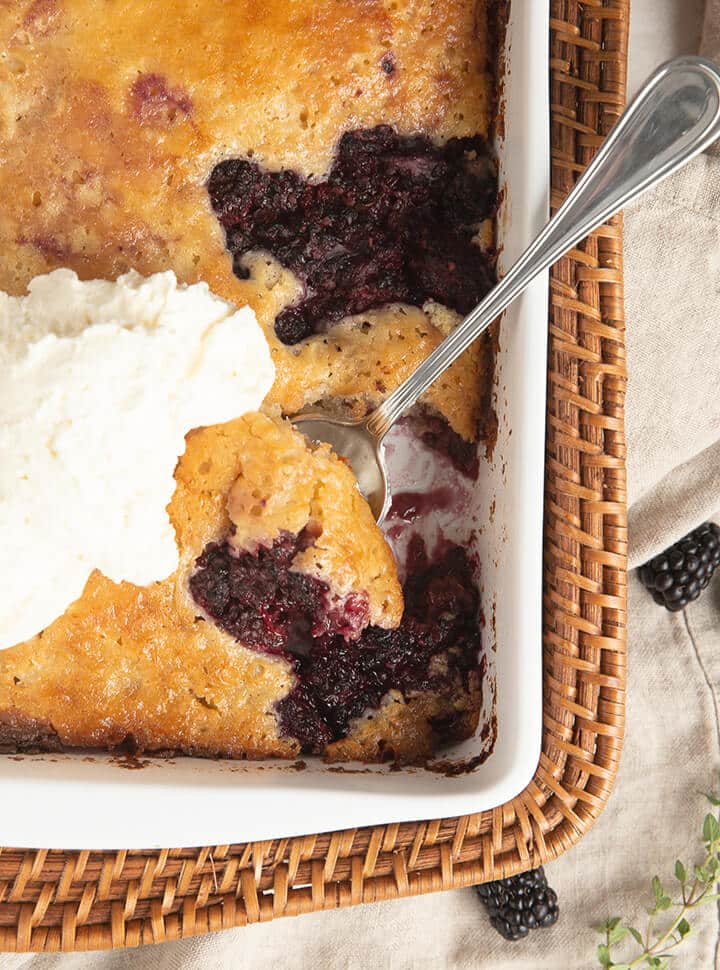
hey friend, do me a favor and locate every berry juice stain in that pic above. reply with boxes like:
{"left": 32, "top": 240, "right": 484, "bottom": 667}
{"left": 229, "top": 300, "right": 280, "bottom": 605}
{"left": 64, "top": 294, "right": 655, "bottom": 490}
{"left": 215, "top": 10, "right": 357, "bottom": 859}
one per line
{"left": 388, "top": 487, "right": 455, "bottom": 524}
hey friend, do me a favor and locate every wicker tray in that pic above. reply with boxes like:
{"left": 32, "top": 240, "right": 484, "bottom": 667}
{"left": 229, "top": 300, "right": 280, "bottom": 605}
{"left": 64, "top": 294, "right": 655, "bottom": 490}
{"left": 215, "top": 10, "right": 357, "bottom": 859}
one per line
{"left": 0, "top": 0, "right": 629, "bottom": 952}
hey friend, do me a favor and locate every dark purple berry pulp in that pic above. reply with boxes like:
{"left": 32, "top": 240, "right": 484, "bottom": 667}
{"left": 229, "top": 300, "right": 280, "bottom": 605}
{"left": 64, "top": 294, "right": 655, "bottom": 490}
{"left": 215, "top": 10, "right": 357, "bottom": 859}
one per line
{"left": 190, "top": 533, "right": 481, "bottom": 753}
{"left": 189, "top": 530, "right": 370, "bottom": 653}
{"left": 207, "top": 125, "right": 497, "bottom": 344}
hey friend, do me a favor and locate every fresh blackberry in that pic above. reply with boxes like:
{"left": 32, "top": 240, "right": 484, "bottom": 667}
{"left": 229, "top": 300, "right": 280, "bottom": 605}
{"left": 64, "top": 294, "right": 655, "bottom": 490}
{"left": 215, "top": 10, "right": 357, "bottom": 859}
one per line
{"left": 475, "top": 867, "right": 559, "bottom": 941}
{"left": 638, "top": 522, "right": 720, "bottom": 612}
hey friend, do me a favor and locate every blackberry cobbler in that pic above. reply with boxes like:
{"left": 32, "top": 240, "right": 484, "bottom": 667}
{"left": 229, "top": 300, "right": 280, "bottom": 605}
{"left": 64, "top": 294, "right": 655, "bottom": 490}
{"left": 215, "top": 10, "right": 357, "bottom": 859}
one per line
{"left": 0, "top": 0, "right": 498, "bottom": 762}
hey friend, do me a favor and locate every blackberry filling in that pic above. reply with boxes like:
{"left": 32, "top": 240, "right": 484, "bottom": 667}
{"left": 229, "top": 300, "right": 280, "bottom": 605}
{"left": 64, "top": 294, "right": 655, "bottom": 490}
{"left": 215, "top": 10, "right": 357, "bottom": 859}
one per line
{"left": 190, "top": 531, "right": 481, "bottom": 754}
{"left": 208, "top": 125, "right": 497, "bottom": 345}
{"left": 277, "top": 540, "right": 481, "bottom": 752}
{"left": 189, "top": 530, "right": 368, "bottom": 653}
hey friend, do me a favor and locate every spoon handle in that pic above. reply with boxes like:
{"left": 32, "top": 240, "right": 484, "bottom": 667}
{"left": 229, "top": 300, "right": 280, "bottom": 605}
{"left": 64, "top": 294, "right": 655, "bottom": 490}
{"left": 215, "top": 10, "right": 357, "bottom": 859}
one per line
{"left": 366, "top": 55, "right": 720, "bottom": 440}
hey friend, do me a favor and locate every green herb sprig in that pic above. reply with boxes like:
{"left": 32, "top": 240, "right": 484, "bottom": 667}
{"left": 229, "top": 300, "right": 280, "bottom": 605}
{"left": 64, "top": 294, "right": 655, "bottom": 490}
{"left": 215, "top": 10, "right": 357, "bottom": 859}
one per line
{"left": 595, "top": 793, "right": 720, "bottom": 969}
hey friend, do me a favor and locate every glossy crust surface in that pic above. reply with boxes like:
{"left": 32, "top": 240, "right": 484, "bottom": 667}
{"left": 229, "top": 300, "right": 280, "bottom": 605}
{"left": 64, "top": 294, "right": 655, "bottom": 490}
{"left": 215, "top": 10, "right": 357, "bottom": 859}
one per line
{"left": 0, "top": 0, "right": 492, "bottom": 438}
{"left": 0, "top": 414, "right": 404, "bottom": 758}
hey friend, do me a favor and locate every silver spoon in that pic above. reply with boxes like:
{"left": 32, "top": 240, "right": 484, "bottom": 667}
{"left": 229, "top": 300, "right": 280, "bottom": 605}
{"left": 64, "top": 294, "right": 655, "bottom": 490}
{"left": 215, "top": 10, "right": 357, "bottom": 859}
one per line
{"left": 293, "top": 56, "right": 720, "bottom": 523}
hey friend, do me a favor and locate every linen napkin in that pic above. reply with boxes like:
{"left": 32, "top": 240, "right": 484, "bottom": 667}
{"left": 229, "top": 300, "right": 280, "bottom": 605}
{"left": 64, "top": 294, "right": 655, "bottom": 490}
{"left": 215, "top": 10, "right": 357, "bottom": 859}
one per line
{"left": 625, "top": 12, "right": 720, "bottom": 565}
{"left": 624, "top": 150, "right": 720, "bottom": 566}
{"left": 703, "top": 0, "right": 720, "bottom": 66}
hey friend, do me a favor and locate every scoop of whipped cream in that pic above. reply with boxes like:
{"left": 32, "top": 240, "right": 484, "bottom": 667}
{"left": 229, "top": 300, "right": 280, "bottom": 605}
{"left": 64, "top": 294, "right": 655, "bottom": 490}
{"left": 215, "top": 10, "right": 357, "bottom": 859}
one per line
{"left": 0, "top": 269, "right": 275, "bottom": 650}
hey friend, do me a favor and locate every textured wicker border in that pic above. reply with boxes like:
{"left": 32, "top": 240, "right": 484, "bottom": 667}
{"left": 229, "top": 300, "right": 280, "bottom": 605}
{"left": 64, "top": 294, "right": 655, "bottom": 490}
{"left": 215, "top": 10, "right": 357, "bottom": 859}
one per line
{"left": 0, "top": 0, "right": 629, "bottom": 951}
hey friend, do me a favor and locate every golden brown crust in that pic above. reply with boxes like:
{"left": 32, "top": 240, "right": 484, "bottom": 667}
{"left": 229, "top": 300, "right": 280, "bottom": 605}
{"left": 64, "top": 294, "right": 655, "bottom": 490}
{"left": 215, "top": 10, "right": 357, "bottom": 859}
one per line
{"left": 0, "top": 0, "right": 492, "bottom": 762}
{"left": 0, "top": 414, "right": 402, "bottom": 757}
{"left": 0, "top": 709, "right": 63, "bottom": 753}
{"left": 0, "top": 571, "right": 298, "bottom": 758}
{"left": 0, "top": 0, "right": 491, "bottom": 437}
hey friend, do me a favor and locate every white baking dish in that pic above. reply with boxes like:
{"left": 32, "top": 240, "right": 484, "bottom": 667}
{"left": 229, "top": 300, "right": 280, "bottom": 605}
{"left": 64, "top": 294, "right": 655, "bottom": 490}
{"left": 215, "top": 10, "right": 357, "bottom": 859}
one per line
{"left": 0, "top": 0, "right": 549, "bottom": 849}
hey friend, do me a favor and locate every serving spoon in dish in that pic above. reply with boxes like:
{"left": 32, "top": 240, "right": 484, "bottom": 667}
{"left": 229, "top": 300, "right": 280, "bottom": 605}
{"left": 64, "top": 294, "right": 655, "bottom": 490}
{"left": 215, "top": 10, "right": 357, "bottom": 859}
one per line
{"left": 293, "top": 56, "right": 720, "bottom": 523}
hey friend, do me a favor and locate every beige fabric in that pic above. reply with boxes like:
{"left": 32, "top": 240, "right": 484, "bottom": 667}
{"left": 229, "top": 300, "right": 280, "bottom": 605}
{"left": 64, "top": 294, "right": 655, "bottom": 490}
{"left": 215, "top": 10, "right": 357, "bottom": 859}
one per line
{"left": 625, "top": 151, "right": 720, "bottom": 566}
{"left": 2, "top": 1, "right": 720, "bottom": 967}
{"left": 628, "top": 0, "right": 704, "bottom": 95}
{"left": 703, "top": 0, "right": 720, "bottom": 158}
{"left": 624, "top": 0, "right": 720, "bottom": 565}
{"left": 704, "top": 0, "right": 720, "bottom": 61}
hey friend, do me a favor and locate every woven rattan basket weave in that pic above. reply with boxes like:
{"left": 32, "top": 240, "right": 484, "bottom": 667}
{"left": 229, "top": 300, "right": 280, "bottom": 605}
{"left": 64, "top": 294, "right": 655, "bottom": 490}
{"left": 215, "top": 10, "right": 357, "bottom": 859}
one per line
{"left": 0, "top": 0, "right": 629, "bottom": 952}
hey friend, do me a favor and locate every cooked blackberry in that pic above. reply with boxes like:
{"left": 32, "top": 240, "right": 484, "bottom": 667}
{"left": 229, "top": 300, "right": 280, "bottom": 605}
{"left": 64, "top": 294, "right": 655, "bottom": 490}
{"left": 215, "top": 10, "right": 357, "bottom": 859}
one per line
{"left": 475, "top": 867, "right": 559, "bottom": 942}
{"left": 189, "top": 530, "right": 332, "bottom": 654}
{"left": 276, "top": 541, "right": 480, "bottom": 751}
{"left": 638, "top": 522, "right": 720, "bottom": 611}
{"left": 208, "top": 125, "right": 497, "bottom": 345}
{"left": 410, "top": 411, "right": 480, "bottom": 478}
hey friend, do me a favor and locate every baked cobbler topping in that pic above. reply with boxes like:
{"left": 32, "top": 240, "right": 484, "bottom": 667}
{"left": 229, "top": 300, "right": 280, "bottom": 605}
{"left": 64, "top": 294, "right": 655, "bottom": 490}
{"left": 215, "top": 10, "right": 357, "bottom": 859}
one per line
{"left": 0, "top": 0, "right": 496, "bottom": 765}
{"left": 208, "top": 125, "right": 497, "bottom": 346}
{"left": 0, "top": 269, "right": 274, "bottom": 650}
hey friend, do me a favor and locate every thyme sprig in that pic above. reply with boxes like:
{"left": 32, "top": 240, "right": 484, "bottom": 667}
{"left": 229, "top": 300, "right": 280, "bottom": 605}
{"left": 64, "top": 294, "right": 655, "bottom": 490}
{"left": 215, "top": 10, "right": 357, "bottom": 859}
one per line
{"left": 596, "top": 793, "right": 720, "bottom": 969}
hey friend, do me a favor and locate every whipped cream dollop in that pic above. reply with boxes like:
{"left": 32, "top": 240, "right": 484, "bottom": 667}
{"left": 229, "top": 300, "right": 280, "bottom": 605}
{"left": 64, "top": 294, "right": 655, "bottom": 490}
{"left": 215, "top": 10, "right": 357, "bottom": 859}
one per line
{"left": 0, "top": 269, "right": 275, "bottom": 650}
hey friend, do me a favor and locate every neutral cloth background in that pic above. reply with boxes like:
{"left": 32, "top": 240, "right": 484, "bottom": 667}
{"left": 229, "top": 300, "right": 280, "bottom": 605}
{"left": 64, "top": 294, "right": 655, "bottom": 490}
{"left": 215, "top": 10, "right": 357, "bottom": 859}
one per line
{"left": 2, "top": 1, "right": 720, "bottom": 967}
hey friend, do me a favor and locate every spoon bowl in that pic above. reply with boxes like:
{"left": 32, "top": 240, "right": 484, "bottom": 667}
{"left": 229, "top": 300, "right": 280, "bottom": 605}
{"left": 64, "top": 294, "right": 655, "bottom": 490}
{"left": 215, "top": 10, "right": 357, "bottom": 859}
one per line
{"left": 292, "top": 413, "right": 391, "bottom": 523}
